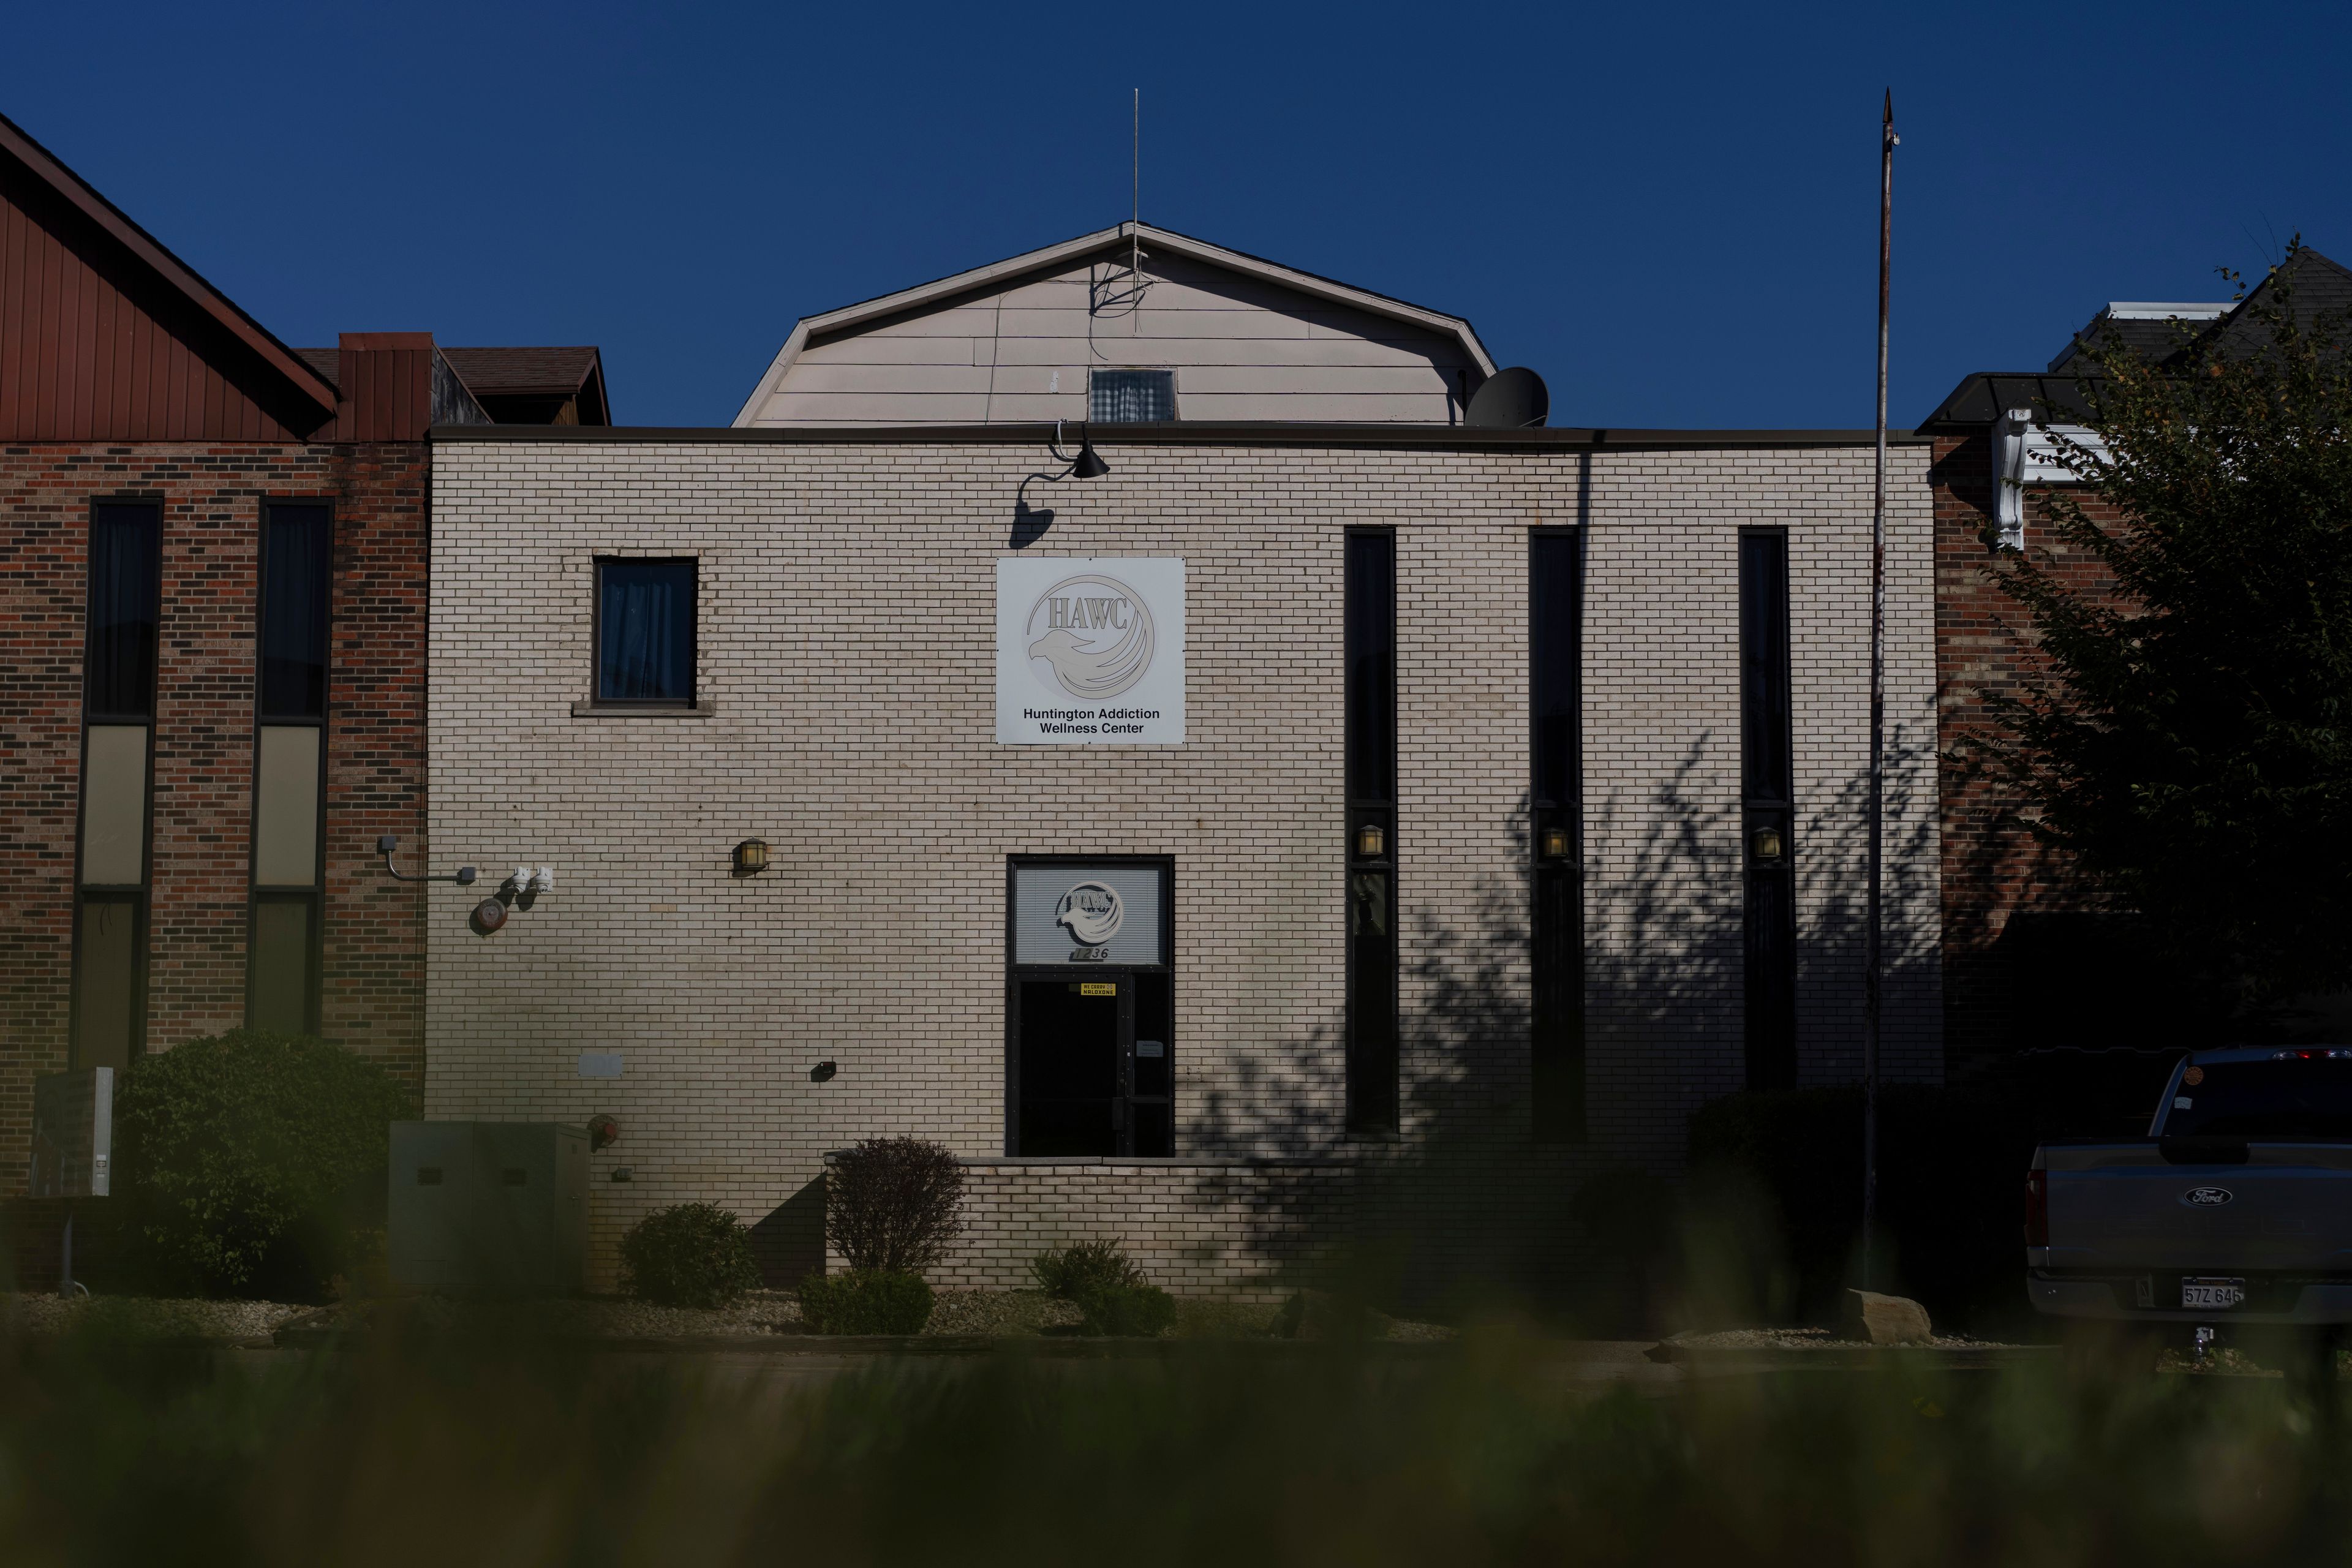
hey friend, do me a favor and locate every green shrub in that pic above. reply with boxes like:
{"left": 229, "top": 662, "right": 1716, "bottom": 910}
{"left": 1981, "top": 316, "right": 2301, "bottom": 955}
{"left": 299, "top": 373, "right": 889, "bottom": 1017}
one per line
{"left": 825, "top": 1138, "right": 967, "bottom": 1273}
{"left": 1077, "top": 1283, "right": 1176, "bottom": 1338}
{"left": 797, "top": 1268, "right": 935, "bottom": 1334}
{"left": 1031, "top": 1239, "right": 1144, "bottom": 1300}
{"left": 112, "top": 1028, "right": 416, "bottom": 1300}
{"left": 619, "top": 1204, "right": 760, "bottom": 1309}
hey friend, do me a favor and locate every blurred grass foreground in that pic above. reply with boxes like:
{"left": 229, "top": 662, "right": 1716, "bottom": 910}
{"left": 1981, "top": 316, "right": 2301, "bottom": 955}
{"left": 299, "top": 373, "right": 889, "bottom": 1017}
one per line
{"left": 4, "top": 1316, "right": 2351, "bottom": 1567}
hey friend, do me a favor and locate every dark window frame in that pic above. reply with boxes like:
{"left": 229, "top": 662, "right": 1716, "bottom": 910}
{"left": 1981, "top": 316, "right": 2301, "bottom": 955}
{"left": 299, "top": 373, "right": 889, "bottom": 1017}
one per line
{"left": 1344, "top": 527, "right": 1400, "bottom": 1137}
{"left": 1529, "top": 526, "right": 1585, "bottom": 1141}
{"left": 1088, "top": 367, "right": 1178, "bottom": 424}
{"left": 246, "top": 498, "right": 334, "bottom": 1038}
{"left": 73, "top": 496, "right": 163, "bottom": 1066}
{"left": 1739, "top": 527, "right": 1798, "bottom": 1092}
{"left": 1003, "top": 854, "right": 1176, "bottom": 1159}
{"left": 591, "top": 556, "right": 699, "bottom": 709}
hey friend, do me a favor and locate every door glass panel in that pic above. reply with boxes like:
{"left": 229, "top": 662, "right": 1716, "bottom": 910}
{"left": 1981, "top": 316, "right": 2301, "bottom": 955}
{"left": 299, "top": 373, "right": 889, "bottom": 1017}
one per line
{"left": 1018, "top": 979, "right": 1118, "bottom": 1156}
{"left": 255, "top": 725, "right": 321, "bottom": 887}
{"left": 75, "top": 898, "right": 138, "bottom": 1068}
{"left": 251, "top": 897, "right": 314, "bottom": 1036}
{"left": 1134, "top": 971, "right": 1173, "bottom": 1101}
{"left": 80, "top": 725, "right": 147, "bottom": 886}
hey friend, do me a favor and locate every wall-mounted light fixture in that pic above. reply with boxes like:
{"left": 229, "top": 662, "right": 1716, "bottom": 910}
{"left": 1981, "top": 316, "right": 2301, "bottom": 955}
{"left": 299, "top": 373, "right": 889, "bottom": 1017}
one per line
{"left": 1354, "top": 823, "right": 1386, "bottom": 858}
{"left": 377, "top": 834, "right": 476, "bottom": 886}
{"left": 587, "top": 1114, "right": 620, "bottom": 1152}
{"left": 733, "top": 838, "right": 771, "bottom": 876}
{"left": 1048, "top": 420, "right": 1110, "bottom": 481}
{"left": 1750, "top": 824, "right": 1787, "bottom": 863}
{"left": 1538, "top": 825, "right": 1573, "bottom": 861}
{"left": 809, "top": 1060, "right": 838, "bottom": 1083}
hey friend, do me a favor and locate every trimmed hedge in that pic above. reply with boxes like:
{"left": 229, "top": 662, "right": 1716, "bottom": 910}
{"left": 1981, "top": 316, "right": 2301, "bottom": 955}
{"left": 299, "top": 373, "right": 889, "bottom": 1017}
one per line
{"left": 619, "top": 1204, "right": 760, "bottom": 1309}
{"left": 1077, "top": 1283, "right": 1176, "bottom": 1338}
{"left": 112, "top": 1029, "right": 415, "bottom": 1300}
{"left": 797, "top": 1268, "right": 935, "bottom": 1335}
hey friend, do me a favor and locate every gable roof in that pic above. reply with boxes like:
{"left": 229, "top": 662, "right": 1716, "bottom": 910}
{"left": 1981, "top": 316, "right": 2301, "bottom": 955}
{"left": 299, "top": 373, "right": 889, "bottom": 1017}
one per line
{"left": 0, "top": 109, "right": 339, "bottom": 427}
{"left": 731, "top": 221, "right": 1498, "bottom": 427}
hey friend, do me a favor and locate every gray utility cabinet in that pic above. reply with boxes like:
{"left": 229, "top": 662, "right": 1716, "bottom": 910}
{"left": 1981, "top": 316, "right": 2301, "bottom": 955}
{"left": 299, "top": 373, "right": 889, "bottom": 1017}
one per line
{"left": 388, "top": 1122, "right": 589, "bottom": 1295}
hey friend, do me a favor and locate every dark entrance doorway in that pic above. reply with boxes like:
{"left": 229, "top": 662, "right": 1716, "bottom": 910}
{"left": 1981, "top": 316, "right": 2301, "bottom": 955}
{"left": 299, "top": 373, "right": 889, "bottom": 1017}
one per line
{"left": 1011, "top": 972, "right": 1173, "bottom": 1157}
{"left": 1008, "top": 858, "right": 1174, "bottom": 1158}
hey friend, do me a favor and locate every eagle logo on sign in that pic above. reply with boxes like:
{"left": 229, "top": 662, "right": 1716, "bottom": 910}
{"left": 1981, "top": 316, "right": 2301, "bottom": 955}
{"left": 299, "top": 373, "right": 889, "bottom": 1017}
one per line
{"left": 1054, "top": 881, "right": 1125, "bottom": 946}
{"left": 1025, "top": 573, "right": 1155, "bottom": 699}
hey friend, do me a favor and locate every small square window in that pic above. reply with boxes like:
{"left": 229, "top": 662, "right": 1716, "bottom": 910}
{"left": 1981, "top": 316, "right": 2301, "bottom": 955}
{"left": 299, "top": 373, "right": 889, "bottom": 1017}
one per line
{"left": 1090, "top": 369, "right": 1175, "bottom": 423}
{"left": 595, "top": 559, "right": 696, "bottom": 706}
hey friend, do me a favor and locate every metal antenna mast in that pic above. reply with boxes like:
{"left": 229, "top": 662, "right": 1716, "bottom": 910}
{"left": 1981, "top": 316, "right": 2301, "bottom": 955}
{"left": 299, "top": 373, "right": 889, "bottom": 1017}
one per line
{"left": 1864, "top": 89, "right": 1897, "bottom": 1291}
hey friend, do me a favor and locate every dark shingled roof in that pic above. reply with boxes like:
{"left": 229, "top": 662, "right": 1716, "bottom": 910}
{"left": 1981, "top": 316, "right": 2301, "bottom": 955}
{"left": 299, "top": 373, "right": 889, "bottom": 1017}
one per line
{"left": 1921, "top": 246, "right": 2352, "bottom": 429}
{"left": 296, "top": 345, "right": 603, "bottom": 397}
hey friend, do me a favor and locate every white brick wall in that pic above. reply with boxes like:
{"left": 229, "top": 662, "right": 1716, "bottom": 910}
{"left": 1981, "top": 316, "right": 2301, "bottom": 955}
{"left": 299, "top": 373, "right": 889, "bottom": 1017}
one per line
{"left": 426, "top": 439, "right": 1939, "bottom": 1295}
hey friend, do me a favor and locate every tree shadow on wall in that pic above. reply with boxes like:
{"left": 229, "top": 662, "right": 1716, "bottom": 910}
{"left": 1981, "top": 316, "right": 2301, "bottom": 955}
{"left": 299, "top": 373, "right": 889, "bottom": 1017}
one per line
{"left": 1183, "top": 741, "right": 1770, "bottom": 1322}
{"left": 1183, "top": 733, "right": 1964, "bottom": 1328}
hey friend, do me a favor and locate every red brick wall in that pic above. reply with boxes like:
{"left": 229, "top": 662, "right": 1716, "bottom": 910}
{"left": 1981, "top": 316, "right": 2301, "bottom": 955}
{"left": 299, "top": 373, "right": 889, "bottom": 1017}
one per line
{"left": 1932, "top": 431, "right": 2123, "bottom": 1075}
{"left": 0, "top": 440, "right": 426, "bottom": 1191}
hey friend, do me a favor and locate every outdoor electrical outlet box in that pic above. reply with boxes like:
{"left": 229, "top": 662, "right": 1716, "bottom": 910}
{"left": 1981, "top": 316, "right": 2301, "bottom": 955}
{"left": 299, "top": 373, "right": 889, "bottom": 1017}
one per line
{"left": 29, "top": 1068, "right": 112, "bottom": 1198}
{"left": 388, "top": 1122, "right": 589, "bottom": 1295}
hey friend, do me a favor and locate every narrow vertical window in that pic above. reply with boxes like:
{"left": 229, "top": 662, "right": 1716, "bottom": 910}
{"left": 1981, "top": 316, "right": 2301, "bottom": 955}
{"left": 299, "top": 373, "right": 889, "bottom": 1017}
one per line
{"left": 1529, "top": 530, "right": 1583, "bottom": 1140}
{"left": 596, "top": 559, "right": 697, "bottom": 706}
{"left": 1740, "top": 530, "right": 1797, "bottom": 1091}
{"left": 1345, "top": 530, "right": 1398, "bottom": 1134}
{"left": 77, "top": 501, "right": 160, "bottom": 1067}
{"left": 249, "top": 502, "right": 330, "bottom": 1036}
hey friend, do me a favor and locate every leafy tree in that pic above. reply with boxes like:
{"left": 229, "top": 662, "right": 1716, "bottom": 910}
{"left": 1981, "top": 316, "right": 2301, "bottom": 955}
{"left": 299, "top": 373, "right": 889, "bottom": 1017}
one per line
{"left": 1972, "top": 248, "right": 2352, "bottom": 1016}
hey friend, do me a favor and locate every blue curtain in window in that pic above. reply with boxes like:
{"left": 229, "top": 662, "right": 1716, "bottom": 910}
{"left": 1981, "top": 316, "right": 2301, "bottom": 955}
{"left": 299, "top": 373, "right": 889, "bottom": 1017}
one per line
{"left": 261, "top": 507, "right": 331, "bottom": 718}
{"left": 599, "top": 561, "right": 693, "bottom": 703}
{"left": 88, "top": 503, "right": 160, "bottom": 718}
{"left": 1090, "top": 370, "right": 1174, "bottom": 423}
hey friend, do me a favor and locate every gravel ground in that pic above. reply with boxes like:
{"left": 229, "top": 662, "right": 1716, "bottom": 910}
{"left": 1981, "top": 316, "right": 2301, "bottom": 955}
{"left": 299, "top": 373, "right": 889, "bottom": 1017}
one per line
{"left": 4, "top": 1287, "right": 1455, "bottom": 1344}
{"left": 1660, "top": 1327, "right": 2010, "bottom": 1351}
{"left": 3, "top": 1292, "right": 306, "bottom": 1341}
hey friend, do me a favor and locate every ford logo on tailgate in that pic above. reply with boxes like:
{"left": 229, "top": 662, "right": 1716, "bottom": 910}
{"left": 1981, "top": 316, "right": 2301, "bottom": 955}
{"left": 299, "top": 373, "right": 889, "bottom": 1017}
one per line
{"left": 2182, "top": 1186, "right": 2236, "bottom": 1207}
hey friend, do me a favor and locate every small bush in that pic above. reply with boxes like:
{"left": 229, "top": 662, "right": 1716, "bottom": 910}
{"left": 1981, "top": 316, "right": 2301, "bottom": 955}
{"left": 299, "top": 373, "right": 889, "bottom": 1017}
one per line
{"left": 619, "top": 1204, "right": 760, "bottom": 1309}
{"left": 1077, "top": 1283, "right": 1176, "bottom": 1338}
{"left": 1031, "top": 1240, "right": 1144, "bottom": 1300}
{"left": 825, "top": 1138, "right": 966, "bottom": 1274}
{"left": 797, "top": 1269, "right": 935, "bottom": 1335}
{"left": 112, "top": 1028, "right": 417, "bottom": 1300}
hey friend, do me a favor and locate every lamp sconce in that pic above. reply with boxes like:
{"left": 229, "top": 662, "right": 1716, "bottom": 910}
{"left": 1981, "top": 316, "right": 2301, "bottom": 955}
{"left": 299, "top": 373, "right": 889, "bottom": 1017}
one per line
{"left": 1750, "top": 824, "right": 1787, "bottom": 863}
{"left": 733, "top": 838, "right": 771, "bottom": 876}
{"left": 809, "top": 1060, "right": 838, "bottom": 1083}
{"left": 587, "top": 1114, "right": 620, "bottom": 1152}
{"left": 1537, "top": 825, "right": 1574, "bottom": 861}
{"left": 1354, "top": 823, "right": 1386, "bottom": 859}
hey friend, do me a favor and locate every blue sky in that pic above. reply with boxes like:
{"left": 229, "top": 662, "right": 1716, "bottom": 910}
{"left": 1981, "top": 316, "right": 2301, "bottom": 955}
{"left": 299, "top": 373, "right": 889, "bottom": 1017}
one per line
{"left": 8, "top": 2, "right": 2348, "bottom": 428}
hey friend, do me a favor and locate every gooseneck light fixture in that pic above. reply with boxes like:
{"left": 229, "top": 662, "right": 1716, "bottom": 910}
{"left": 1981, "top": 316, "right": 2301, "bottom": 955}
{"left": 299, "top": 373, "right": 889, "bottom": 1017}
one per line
{"left": 1049, "top": 420, "right": 1110, "bottom": 482}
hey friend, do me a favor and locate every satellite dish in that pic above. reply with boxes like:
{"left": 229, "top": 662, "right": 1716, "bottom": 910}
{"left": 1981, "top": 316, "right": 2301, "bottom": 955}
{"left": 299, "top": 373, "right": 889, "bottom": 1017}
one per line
{"left": 1465, "top": 366, "right": 1550, "bottom": 429}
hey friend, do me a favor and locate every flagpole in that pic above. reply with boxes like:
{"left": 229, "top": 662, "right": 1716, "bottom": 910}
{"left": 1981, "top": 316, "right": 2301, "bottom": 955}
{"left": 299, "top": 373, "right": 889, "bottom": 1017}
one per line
{"left": 1864, "top": 90, "right": 1895, "bottom": 1291}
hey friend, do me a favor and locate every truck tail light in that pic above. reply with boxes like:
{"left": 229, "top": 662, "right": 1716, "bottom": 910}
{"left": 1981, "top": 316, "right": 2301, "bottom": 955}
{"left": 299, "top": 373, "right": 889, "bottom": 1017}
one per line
{"left": 2024, "top": 1167, "right": 2049, "bottom": 1249}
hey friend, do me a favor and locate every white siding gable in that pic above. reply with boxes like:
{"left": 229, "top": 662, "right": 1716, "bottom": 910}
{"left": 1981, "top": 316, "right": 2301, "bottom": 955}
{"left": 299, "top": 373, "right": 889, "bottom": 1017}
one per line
{"left": 737, "top": 226, "right": 1494, "bottom": 428}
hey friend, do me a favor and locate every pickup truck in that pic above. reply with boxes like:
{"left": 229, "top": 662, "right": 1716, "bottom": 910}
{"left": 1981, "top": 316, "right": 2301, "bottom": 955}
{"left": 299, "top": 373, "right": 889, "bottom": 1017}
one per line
{"left": 2029, "top": 1047, "right": 2352, "bottom": 1338}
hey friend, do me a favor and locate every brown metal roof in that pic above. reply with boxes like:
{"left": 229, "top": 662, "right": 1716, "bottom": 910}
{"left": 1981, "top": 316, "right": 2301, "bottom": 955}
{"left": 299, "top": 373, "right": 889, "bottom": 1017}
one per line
{"left": 0, "top": 109, "right": 338, "bottom": 440}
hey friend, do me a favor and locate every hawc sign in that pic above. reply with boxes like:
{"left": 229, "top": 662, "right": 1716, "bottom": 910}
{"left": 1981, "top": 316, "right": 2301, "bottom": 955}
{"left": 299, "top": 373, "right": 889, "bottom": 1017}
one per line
{"left": 995, "top": 557, "right": 1185, "bottom": 744}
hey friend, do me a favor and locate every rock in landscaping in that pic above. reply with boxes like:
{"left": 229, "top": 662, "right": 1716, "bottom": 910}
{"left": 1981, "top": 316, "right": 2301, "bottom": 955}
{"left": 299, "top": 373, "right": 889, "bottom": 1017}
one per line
{"left": 1844, "top": 1289, "right": 1933, "bottom": 1346}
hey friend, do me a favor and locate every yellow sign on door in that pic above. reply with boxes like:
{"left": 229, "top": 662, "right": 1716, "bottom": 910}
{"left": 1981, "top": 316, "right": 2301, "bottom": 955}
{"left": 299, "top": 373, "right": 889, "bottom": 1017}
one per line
{"left": 1080, "top": 982, "right": 1117, "bottom": 997}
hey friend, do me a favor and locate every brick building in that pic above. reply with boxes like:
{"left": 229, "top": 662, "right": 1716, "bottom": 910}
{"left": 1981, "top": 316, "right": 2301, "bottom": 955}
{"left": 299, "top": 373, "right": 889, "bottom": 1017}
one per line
{"left": 1921, "top": 247, "right": 2352, "bottom": 1086}
{"left": 424, "top": 226, "right": 1942, "bottom": 1299}
{"left": 0, "top": 110, "right": 608, "bottom": 1187}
